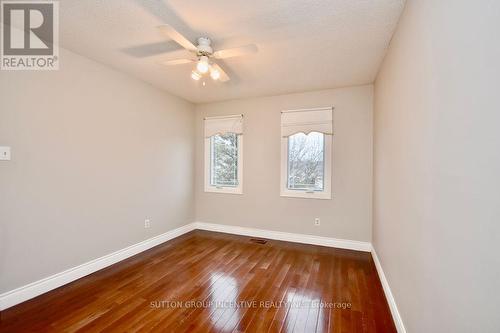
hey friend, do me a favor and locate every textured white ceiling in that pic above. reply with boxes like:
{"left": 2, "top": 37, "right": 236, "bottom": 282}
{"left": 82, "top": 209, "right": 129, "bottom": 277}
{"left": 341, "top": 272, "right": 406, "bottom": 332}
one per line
{"left": 59, "top": 0, "right": 405, "bottom": 103}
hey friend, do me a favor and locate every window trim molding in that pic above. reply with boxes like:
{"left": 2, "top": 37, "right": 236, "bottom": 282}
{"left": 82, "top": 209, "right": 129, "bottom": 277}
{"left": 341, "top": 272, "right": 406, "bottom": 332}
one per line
{"left": 204, "top": 134, "right": 243, "bottom": 195}
{"left": 280, "top": 133, "right": 332, "bottom": 200}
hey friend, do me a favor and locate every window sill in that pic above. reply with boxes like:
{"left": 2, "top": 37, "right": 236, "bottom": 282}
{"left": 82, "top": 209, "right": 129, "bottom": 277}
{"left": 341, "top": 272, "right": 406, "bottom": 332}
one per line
{"left": 280, "top": 190, "right": 331, "bottom": 200}
{"left": 205, "top": 186, "right": 243, "bottom": 195}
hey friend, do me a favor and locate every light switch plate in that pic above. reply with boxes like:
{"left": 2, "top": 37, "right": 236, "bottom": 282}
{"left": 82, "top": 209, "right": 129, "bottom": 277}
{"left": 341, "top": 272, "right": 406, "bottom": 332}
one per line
{"left": 0, "top": 146, "right": 11, "bottom": 160}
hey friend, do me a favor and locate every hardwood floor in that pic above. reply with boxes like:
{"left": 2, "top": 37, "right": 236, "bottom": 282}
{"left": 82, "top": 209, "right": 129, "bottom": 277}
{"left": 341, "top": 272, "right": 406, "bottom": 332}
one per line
{"left": 0, "top": 230, "right": 396, "bottom": 332}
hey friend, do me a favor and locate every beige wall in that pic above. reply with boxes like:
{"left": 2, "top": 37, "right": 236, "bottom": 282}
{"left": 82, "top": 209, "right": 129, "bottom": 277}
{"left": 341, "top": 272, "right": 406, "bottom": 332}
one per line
{"left": 195, "top": 86, "right": 373, "bottom": 241}
{"left": 0, "top": 48, "right": 195, "bottom": 293}
{"left": 373, "top": 0, "right": 500, "bottom": 332}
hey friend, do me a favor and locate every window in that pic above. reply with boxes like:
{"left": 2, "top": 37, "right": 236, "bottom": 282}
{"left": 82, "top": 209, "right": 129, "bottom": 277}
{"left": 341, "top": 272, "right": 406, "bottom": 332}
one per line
{"left": 281, "top": 107, "right": 332, "bottom": 199}
{"left": 287, "top": 132, "right": 325, "bottom": 191}
{"left": 204, "top": 115, "right": 243, "bottom": 194}
{"left": 210, "top": 133, "right": 239, "bottom": 187}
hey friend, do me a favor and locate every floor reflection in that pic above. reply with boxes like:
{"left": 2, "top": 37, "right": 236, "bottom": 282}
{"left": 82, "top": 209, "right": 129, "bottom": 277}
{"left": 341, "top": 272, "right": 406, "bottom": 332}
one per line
{"left": 208, "top": 273, "right": 241, "bottom": 331}
{"left": 281, "top": 290, "right": 325, "bottom": 332}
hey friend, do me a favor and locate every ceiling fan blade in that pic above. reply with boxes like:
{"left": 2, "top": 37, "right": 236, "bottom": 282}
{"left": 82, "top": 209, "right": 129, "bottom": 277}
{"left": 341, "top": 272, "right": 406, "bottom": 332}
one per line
{"left": 212, "top": 63, "right": 230, "bottom": 82}
{"left": 157, "top": 24, "right": 197, "bottom": 52}
{"left": 121, "top": 41, "right": 179, "bottom": 58}
{"left": 158, "top": 49, "right": 197, "bottom": 65}
{"left": 213, "top": 44, "right": 258, "bottom": 59}
{"left": 160, "top": 58, "right": 194, "bottom": 66}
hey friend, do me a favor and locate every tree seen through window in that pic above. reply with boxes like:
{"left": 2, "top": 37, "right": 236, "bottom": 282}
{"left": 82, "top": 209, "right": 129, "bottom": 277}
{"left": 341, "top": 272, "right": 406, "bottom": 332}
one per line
{"left": 210, "top": 133, "right": 238, "bottom": 187}
{"left": 287, "top": 132, "right": 325, "bottom": 191}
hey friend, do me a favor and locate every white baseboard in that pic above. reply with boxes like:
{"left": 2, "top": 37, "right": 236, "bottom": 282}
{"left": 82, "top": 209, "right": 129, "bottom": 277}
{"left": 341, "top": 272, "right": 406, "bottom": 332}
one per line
{"left": 371, "top": 248, "right": 406, "bottom": 333}
{"left": 196, "top": 222, "right": 404, "bottom": 331}
{"left": 193, "top": 221, "right": 372, "bottom": 252}
{"left": 0, "top": 223, "right": 196, "bottom": 311}
{"left": 0, "top": 221, "right": 379, "bottom": 314}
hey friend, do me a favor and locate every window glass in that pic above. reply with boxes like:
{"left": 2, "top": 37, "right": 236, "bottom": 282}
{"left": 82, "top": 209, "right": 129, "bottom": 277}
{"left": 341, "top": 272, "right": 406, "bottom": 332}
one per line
{"left": 287, "top": 132, "right": 325, "bottom": 191}
{"left": 210, "top": 133, "right": 238, "bottom": 187}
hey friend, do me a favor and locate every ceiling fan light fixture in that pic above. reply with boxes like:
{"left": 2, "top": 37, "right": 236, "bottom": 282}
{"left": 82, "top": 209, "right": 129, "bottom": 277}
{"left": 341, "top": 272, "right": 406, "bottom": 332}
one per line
{"left": 156, "top": 25, "right": 258, "bottom": 84}
{"left": 196, "top": 56, "right": 209, "bottom": 73}
{"left": 191, "top": 70, "right": 201, "bottom": 81}
{"left": 210, "top": 67, "right": 220, "bottom": 80}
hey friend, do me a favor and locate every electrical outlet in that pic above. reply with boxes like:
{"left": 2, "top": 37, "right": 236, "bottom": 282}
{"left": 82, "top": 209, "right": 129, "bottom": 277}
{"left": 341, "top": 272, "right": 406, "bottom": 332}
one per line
{"left": 0, "top": 146, "right": 11, "bottom": 161}
{"left": 144, "top": 219, "right": 151, "bottom": 228}
{"left": 314, "top": 218, "right": 321, "bottom": 226}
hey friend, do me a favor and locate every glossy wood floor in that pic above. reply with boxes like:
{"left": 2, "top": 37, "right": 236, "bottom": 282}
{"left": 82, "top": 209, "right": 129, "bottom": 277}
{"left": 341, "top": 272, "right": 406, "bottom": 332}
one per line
{"left": 0, "top": 230, "right": 396, "bottom": 332}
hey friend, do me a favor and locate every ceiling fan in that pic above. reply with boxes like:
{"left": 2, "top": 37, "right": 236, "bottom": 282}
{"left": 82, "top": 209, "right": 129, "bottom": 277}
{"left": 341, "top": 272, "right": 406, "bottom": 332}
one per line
{"left": 157, "top": 24, "right": 258, "bottom": 83}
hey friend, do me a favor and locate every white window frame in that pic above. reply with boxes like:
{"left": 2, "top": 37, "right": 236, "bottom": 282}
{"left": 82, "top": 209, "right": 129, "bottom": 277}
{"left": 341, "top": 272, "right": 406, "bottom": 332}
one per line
{"left": 204, "top": 133, "right": 243, "bottom": 195}
{"left": 280, "top": 107, "right": 333, "bottom": 200}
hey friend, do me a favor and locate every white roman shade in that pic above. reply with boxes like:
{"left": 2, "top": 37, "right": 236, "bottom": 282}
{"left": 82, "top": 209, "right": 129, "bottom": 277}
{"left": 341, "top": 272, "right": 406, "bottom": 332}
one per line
{"left": 281, "top": 107, "right": 333, "bottom": 137}
{"left": 204, "top": 114, "right": 243, "bottom": 138}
